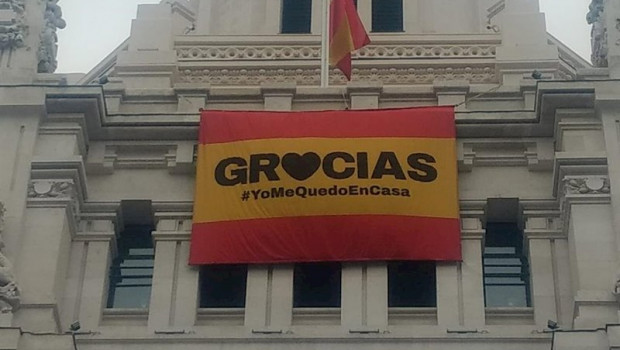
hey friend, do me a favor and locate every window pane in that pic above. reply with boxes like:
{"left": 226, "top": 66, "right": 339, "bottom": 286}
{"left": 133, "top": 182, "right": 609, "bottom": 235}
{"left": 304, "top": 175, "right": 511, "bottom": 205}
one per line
{"left": 107, "top": 225, "right": 154, "bottom": 309}
{"left": 108, "top": 286, "right": 152, "bottom": 309}
{"left": 484, "top": 258, "right": 523, "bottom": 266}
{"left": 294, "top": 263, "right": 341, "bottom": 307}
{"left": 485, "top": 285, "right": 528, "bottom": 307}
{"left": 483, "top": 221, "right": 530, "bottom": 307}
{"left": 484, "top": 266, "right": 523, "bottom": 274}
{"left": 388, "top": 261, "right": 436, "bottom": 307}
{"left": 372, "top": 0, "right": 403, "bottom": 32}
{"left": 200, "top": 264, "right": 248, "bottom": 308}
{"left": 281, "top": 0, "right": 312, "bottom": 34}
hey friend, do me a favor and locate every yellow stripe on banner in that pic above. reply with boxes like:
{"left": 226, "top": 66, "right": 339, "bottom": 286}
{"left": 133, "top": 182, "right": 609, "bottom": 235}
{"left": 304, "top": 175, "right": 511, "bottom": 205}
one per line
{"left": 329, "top": 15, "right": 355, "bottom": 65}
{"left": 194, "top": 137, "right": 458, "bottom": 223}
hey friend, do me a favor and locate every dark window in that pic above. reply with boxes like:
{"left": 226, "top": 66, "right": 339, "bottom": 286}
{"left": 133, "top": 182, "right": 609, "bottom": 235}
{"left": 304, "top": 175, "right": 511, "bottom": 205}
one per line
{"left": 372, "top": 0, "right": 403, "bottom": 32}
{"left": 483, "top": 198, "right": 531, "bottom": 308}
{"left": 199, "top": 264, "right": 248, "bottom": 308}
{"left": 388, "top": 261, "right": 436, "bottom": 307}
{"left": 106, "top": 225, "right": 154, "bottom": 309}
{"left": 294, "top": 263, "right": 341, "bottom": 307}
{"left": 281, "top": 0, "right": 312, "bottom": 34}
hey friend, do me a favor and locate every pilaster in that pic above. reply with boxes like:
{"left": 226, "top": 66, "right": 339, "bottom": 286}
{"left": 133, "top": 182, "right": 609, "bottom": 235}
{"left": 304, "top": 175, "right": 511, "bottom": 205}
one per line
{"left": 461, "top": 224, "right": 485, "bottom": 328}
{"left": 73, "top": 224, "right": 115, "bottom": 331}
{"left": 347, "top": 82, "right": 382, "bottom": 110}
{"left": 495, "top": 0, "right": 558, "bottom": 85}
{"left": 261, "top": 83, "right": 296, "bottom": 111}
{"left": 434, "top": 80, "right": 470, "bottom": 111}
{"left": 605, "top": 0, "right": 620, "bottom": 78}
{"left": 148, "top": 223, "right": 193, "bottom": 332}
{"left": 114, "top": 4, "right": 178, "bottom": 89}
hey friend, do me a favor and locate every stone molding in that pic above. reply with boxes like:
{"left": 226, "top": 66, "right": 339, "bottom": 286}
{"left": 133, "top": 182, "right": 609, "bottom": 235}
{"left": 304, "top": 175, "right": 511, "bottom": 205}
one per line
{"left": 86, "top": 142, "right": 195, "bottom": 175}
{"left": 458, "top": 140, "right": 553, "bottom": 172}
{"left": 177, "top": 43, "right": 497, "bottom": 62}
{"left": 563, "top": 176, "right": 610, "bottom": 196}
{"left": 179, "top": 65, "right": 497, "bottom": 86}
{"left": 0, "top": 0, "right": 27, "bottom": 50}
{"left": 0, "top": 202, "right": 20, "bottom": 314}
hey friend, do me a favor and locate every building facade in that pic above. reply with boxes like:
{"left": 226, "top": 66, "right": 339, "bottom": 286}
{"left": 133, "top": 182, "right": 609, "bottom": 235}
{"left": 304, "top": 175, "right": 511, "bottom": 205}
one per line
{"left": 1, "top": 0, "right": 620, "bottom": 349}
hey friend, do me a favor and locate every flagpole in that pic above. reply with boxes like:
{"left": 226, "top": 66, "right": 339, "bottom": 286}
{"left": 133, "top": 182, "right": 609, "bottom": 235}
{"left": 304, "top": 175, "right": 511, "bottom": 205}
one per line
{"left": 320, "top": 0, "right": 330, "bottom": 87}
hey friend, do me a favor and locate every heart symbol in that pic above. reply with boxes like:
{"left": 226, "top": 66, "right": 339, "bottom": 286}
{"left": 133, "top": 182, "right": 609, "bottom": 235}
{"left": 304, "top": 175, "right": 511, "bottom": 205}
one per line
{"left": 281, "top": 152, "right": 321, "bottom": 181}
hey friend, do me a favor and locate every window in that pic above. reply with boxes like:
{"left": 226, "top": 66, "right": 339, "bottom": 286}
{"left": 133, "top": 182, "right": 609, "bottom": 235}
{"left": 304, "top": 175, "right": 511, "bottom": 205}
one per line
{"left": 372, "top": 0, "right": 403, "bottom": 32}
{"left": 388, "top": 261, "right": 436, "bottom": 307}
{"left": 199, "top": 264, "right": 248, "bottom": 308}
{"left": 483, "top": 199, "right": 531, "bottom": 307}
{"left": 106, "top": 225, "right": 154, "bottom": 309}
{"left": 281, "top": 0, "right": 312, "bottom": 34}
{"left": 294, "top": 262, "right": 341, "bottom": 307}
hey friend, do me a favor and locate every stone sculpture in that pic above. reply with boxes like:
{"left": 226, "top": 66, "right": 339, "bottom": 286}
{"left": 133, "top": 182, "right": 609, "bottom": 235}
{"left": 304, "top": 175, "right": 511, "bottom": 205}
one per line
{"left": 0, "top": 0, "right": 27, "bottom": 50}
{"left": 37, "top": 0, "right": 66, "bottom": 73}
{"left": 0, "top": 202, "right": 20, "bottom": 313}
{"left": 587, "top": 0, "right": 608, "bottom": 67}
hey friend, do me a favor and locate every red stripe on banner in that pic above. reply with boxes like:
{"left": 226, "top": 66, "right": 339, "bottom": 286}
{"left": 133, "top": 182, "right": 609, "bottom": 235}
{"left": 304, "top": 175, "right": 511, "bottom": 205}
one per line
{"left": 199, "top": 107, "right": 455, "bottom": 144}
{"left": 189, "top": 215, "right": 461, "bottom": 264}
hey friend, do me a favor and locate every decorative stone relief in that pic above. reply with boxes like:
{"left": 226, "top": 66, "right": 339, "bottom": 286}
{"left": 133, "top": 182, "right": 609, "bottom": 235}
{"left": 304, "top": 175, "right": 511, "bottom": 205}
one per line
{"left": 27, "top": 180, "right": 75, "bottom": 199}
{"left": 0, "top": 202, "right": 20, "bottom": 313}
{"left": 37, "top": 0, "right": 65, "bottom": 73}
{"left": 177, "top": 44, "right": 497, "bottom": 61}
{"left": 28, "top": 180, "right": 79, "bottom": 222}
{"left": 563, "top": 176, "right": 610, "bottom": 195}
{"left": 179, "top": 65, "right": 496, "bottom": 86}
{"left": 587, "top": 0, "right": 608, "bottom": 67}
{"left": 0, "top": 0, "right": 27, "bottom": 50}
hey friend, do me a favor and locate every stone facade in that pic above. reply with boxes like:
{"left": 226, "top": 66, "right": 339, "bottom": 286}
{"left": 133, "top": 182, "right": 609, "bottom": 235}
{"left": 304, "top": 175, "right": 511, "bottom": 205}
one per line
{"left": 1, "top": 0, "right": 620, "bottom": 349}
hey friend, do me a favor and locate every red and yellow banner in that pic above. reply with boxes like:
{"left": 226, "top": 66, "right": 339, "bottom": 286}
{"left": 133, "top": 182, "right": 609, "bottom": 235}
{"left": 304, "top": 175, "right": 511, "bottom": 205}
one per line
{"left": 190, "top": 107, "right": 461, "bottom": 264}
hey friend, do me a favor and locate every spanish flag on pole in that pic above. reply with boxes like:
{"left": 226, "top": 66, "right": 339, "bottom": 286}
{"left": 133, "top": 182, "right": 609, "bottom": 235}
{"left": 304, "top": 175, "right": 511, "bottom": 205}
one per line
{"left": 329, "top": 0, "right": 370, "bottom": 80}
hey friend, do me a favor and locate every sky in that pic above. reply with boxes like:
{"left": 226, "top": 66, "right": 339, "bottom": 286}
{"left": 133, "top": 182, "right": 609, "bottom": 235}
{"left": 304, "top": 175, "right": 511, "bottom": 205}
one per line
{"left": 55, "top": 0, "right": 593, "bottom": 74}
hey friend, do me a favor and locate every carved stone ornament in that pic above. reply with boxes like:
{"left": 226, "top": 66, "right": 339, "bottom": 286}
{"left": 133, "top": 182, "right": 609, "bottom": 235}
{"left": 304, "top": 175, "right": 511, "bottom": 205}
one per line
{"left": 587, "top": 0, "right": 608, "bottom": 67}
{"left": 180, "top": 65, "right": 496, "bottom": 86}
{"left": 0, "top": 0, "right": 27, "bottom": 50}
{"left": 563, "top": 176, "right": 611, "bottom": 195}
{"left": 28, "top": 180, "right": 80, "bottom": 223}
{"left": 0, "top": 202, "right": 20, "bottom": 313}
{"left": 37, "top": 0, "right": 65, "bottom": 73}
{"left": 27, "top": 180, "right": 74, "bottom": 199}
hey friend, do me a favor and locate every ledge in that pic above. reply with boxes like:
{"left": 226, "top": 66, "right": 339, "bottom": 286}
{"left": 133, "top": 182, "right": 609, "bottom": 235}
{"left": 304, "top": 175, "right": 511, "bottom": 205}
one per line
{"left": 196, "top": 308, "right": 244, "bottom": 326}
{"left": 485, "top": 307, "right": 534, "bottom": 325}
{"left": 292, "top": 307, "right": 341, "bottom": 326}
{"left": 388, "top": 307, "right": 438, "bottom": 325}
{"left": 102, "top": 308, "right": 148, "bottom": 326}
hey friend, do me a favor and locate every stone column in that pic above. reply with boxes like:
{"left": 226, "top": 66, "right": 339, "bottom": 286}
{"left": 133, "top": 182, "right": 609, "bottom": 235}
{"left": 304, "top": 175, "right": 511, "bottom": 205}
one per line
{"left": 596, "top": 93, "right": 620, "bottom": 322}
{"left": 461, "top": 232, "right": 485, "bottom": 327}
{"left": 561, "top": 177, "right": 617, "bottom": 328}
{"left": 527, "top": 234, "right": 557, "bottom": 328}
{"left": 75, "top": 226, "right": 115, "bottom": 331}
{"left": 148, "top": 220, "right": 195, "bottom": 331}
{"left": 340, "top": 83, "right": 388, "bottom": 332}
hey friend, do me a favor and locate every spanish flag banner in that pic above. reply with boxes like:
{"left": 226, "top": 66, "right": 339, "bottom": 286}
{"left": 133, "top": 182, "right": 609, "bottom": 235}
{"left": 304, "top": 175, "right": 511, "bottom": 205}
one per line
{"left": 190, "top": 107, "right": 461, "bottom": 264}
{"left": 329, "top": 0, "right": 370, "bottom": 80}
